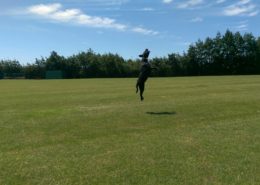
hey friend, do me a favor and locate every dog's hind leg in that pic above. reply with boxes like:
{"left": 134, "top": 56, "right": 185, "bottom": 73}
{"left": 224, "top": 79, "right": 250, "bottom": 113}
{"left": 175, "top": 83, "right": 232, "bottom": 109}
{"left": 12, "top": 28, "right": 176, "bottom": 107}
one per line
{"left": 139, "top": 82, "right": 145, "bottom": 101}
{"left": 136, "top": 82, "right": 139, "bottom": 93}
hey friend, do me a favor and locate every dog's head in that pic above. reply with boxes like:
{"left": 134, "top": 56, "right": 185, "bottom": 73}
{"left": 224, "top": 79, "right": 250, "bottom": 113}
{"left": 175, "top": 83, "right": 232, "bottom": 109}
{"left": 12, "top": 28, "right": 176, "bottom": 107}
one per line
{"left": 139, "top": 49, "right": 150, "bottom": 59}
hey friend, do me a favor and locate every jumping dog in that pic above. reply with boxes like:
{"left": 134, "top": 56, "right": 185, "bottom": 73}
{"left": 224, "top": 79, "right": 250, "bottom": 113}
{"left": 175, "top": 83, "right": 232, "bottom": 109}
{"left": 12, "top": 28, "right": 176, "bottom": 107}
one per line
{"left": 136, "top": 49, "right": 152, "bottom": 101}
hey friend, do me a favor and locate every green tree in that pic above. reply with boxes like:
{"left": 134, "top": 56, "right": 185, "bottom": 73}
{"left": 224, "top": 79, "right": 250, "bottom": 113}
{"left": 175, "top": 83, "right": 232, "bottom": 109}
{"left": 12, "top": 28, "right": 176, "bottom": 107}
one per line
{"left": 151, "top": 57, "right": 171, "bottom": 77}
{"left": 257, "top": 37, "right": 260, "bottom": 73}
{"left": 46, "top": 51, "right": 66, "bottom": 71}
{"left": 167, "top": 54, "right": 183, "bottom": 76}
{"left": 24, "top": 58, "right": 46, "bottom": 79}
{"left": 64, "top": 56, "right": 81, "bottom": 78}
{"left": 0, "top": 60, "right": 23, "bottom": 78}
{"left": 101, "top": 53, "right": 126, "bottom": 77}
{"left": 242, "top": 33, "right": 258, "bottom": 74}
{"left": 187, "top": 45, "right": 200, "bottom": 75}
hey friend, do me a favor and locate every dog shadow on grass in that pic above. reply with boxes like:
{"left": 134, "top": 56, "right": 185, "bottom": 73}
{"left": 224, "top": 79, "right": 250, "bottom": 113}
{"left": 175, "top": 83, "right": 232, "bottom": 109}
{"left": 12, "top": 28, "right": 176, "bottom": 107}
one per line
{"left": 146, "top": 111, "right": 176, "bottom": 116}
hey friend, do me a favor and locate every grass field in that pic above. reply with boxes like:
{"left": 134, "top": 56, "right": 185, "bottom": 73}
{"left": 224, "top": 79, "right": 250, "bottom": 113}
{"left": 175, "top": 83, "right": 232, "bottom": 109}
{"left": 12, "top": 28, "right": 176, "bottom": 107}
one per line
{"left": 0, "top": 76, "right": 259, "bottom": 185}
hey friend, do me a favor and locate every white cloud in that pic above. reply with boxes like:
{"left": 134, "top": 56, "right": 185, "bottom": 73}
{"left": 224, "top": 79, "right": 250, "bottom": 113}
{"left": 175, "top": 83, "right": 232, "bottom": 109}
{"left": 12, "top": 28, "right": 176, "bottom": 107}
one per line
{"left": 178, "top": 0, "right": 204, "bottom": 9}
{"left": 79, "top": 0, "right": 129, "bottom": 6}
{"left": 132, "top": 27, "right": 159, "bottom": 35}
{"left": 27, "top": 3, "right": 126, "bottom": 30}
{"left": 239, "top": 0, "right": 251, "bottom": 5}
{"left": 233, "top": 21, "right": 249, "bottom": 31}
{"left": 52, "top": 9, "right": 82, "bottom": 22}
{"left": 223, "top": 0, "right": 258, "bottom": 16}
{"left": 190, "top": 17, "right": 203, "bottom": 22}
{"left": 216, "top": 0, "right": 226, "bottom": 4}
{"left": 163, "top": 0, "right": 173, "bottom": 4}
{"left": 141, "top": 7, "right": 155, "bottom": 11}
{"left": 248, "top": 10, "right": 259, "bottom": 16}
{"left": 28, "top": 3, "right": 61, "bottom": 15}
{"left": 23, "top": 3, "right": 158, "bottom": 35}
{"left": 235, "top": 24, "right": 248, "bottom": 31}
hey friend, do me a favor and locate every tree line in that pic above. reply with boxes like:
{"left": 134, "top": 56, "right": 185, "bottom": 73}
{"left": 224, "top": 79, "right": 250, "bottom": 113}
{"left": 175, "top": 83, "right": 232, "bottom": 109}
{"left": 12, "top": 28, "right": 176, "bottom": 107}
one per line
{"left": 1, "top": 30, "right": 260, "bottom": 79}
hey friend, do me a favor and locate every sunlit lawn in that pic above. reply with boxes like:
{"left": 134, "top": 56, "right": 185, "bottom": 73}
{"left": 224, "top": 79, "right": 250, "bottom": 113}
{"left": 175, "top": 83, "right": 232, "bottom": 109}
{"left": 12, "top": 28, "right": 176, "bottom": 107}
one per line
{"left": 0, "top": 76, "right": 259, "bottom": 185}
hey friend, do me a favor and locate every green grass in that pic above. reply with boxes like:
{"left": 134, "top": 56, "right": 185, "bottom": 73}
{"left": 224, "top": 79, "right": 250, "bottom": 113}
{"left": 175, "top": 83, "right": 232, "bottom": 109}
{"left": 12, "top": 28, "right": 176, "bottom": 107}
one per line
{"left": 0, "top": 76, "right": 259, "bottom": 185}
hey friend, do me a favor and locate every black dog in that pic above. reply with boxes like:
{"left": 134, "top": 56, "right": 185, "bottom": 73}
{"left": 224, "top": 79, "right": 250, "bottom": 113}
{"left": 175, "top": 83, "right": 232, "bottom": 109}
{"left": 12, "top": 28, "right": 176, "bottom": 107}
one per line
{"left": 136, "top": 49, "right": 152, "bottom": 101}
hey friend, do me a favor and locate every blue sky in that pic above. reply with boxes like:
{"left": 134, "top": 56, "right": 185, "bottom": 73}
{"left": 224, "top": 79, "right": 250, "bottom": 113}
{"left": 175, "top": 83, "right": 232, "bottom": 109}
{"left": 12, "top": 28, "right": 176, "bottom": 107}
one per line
{"left": 1, "top": 0, "right": 260, "bottom": 64}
